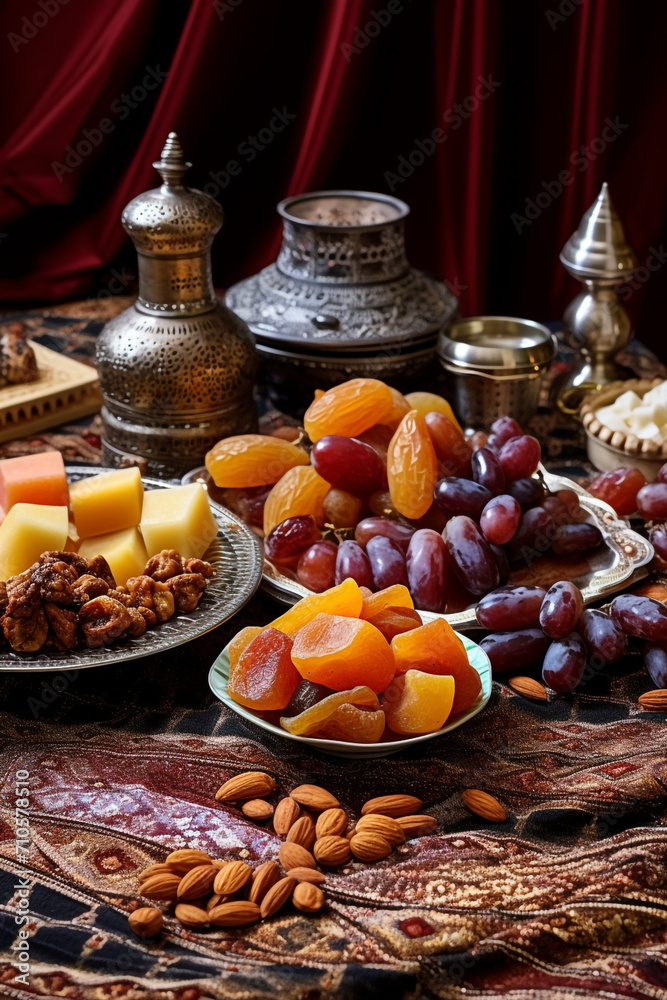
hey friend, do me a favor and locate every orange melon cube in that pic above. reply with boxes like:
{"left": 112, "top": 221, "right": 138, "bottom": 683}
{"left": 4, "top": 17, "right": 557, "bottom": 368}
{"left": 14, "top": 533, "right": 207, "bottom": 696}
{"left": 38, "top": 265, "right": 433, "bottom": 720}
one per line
{"left": 0, "top": 451, "right": 68, "bottom": 516}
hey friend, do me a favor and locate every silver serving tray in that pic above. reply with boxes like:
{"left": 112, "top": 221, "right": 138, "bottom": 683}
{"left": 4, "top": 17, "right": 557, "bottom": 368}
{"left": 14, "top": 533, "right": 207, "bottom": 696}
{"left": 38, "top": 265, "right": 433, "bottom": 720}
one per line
{"left": 0, "top": 466, "right": 263, "bottom": 672}
{"left": 183, "top": 466, "right": 653, "bottom": 631}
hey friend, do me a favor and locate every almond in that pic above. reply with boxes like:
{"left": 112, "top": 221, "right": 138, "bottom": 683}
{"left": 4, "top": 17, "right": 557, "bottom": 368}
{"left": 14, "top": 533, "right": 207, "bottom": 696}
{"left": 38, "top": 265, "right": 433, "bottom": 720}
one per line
{"left": 177, "top": 864, "right": 217, "bottom": 900}
{"left": 140, "top": 873, "right": 181, "bottom": 901}
{"left": 290, "top": 784, "right": 340, "bottom": 811}
{"left": 211, "top": 859, "right": 228, "bottom": 870}
{"left": 355, "top": 814, "right": 405, "bottom": 846}
{"left": 138, "top": 863, "right": 173, "bottom": 883}
{"left": 315, "top": 808, "right": 348, "bottom": 840}
{"left": 287, "top": 867, "right": 326, "bottom": 885}
{"left": 208, "top": 901, "right": 261, "bottom": 927}
{"left": 175, "top": 903, "right": 209, "bottom": 928}
{"left": 286, "top": 815, "right": 317, "bottom": 851}
{"left": 292, "top": 882, "right": 324, "bottom": 914}
{"left": 279, "top": 842, "right": 315, "bottom": 871}
{"left": 213, "top": 860, "right": 253, "bottom": 895}
{"left": 638, "top": 689, "right": 667, "bottom": 710}
{"left": 259, "top": 877, "right": 297, "bottom": 918}
{"left": 462, "top": 789, "right": 507, "bottom": 822}
{"left": 360, "top": 794, "right": 422, "bottom": 818}
{"left": 247, "top": 860, "right": 281, "bottom": 904}
{"left": 206, "top": 893, "right": 227, "bottom": 912}
{"left": 350, "top": 833, "right": 392, "bottom": 862}
{"left": 273, "top": 796, "right": 301, "bottom": 836}
{"left": 396, "top": 814, "right": 438, "bottom": 838}
{"left": 508, "top": 676, "right": 548, "bottom": 701}
{"left": 313, "top": 835, "right": 351, "bottom": 867}
{"left": 241, "top": 798, "right": 274, "bottom": 820}
{"left": 165, "top": 849, "right": 213, "bottom": 873}
{"left": 128, "top": 906, "right": 163, "bottom": 937}
{"left": 215, "top": 771, "right": 276, "bottom": 802}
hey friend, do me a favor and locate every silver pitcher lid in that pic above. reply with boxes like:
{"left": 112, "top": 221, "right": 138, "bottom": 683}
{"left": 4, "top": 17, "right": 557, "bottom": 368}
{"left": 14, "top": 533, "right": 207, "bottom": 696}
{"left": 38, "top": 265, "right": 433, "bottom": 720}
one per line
{"left": 560, "top": 182, "right": 638, "bottom": 281}
{"left": 438, "top": 316, "right": 556, "bottom": 370}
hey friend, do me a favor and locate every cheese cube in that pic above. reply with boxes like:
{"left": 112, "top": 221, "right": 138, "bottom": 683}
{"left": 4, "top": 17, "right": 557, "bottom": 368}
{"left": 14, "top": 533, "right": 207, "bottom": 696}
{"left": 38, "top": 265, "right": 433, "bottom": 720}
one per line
{"left": 78, "top": 528, "right": 147, "bottom": 587}
{"left": 0, "top": 503, "right": 68, "bottom": 580}
{"left": 140, "top": 483, "right": 217, "bottom": 560}
{"left": 70, "top": 467, "right": 144, "bottom": 539}
{"left": 0, "top": 451, "right": 68, "bottom": 516}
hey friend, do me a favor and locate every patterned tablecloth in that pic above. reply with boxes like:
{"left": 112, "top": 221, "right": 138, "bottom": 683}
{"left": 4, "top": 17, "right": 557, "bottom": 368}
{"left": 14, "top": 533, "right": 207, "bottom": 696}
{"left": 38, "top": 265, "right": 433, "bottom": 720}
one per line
{"left": 0, "top": 301, "right": 666, "bottom": 1000}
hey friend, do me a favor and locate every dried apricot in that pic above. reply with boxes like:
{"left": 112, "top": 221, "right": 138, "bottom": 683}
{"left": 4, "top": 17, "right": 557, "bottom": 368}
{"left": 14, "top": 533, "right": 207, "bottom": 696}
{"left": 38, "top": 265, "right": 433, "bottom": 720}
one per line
{"left": 263, "top": 466, "right": 330, "bottom": 535}
{"left": 269, "top": 578, "right": 363, "bottom": 637}
{"left": 228, "top": 626, "right": 263, "bottom": 672}
{"left": 382, "top": 669, "right": 454, "bottom": 734}
{"left": 205, "top": 435, "right": 309, "bottom": 488}
{"left": 390, "top": 619, "right": 480, "bottom": 715}
{"left": 360, "top": 584, "right": 414, "bottom": 619}
{"left": 291, "top": 613, "right": 396, "bottom": 693}
{"left": 280, "top": 685, "right": 379, "bottom": 735}
{"left": 366, "top": 606, "right": 423, "bottom": 641}
{"left": 304, "top": 379, "right": 395, "bottom": 443}
{"left": 404, "top": 391, "right": 462, "bottom": 433}
{"left": 387, "top": 410, "right": 438, "bottom": 520}
{"left": 228, "top": 627, "right": 301, "bottom": 711}
{"left": 316, "top": 703, "right": 386, "bottom": 743}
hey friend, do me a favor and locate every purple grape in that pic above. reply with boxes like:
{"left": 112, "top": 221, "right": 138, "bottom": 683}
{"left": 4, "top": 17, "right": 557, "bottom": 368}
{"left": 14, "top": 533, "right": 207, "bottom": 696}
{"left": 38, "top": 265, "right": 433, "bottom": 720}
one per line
{"left": 479, "top": 628, "right": 550, "bottom": 673}
{"left": 366, "top": 535, "right": 408, "bottom": 590}
{"left": 649, "top": 523, "right": 667, "bottom": 561}
{"left": 578, "top": 609, "right": 626, "bottom": 664}
{"left": 433, "top": 477, "right": 492, "bottom": 520}
{"left": 485, "top": 433, "right": 502, "bottom": 453}
{"left": 311, "top": 435, "right": 385, "bottom": 495}
{"left": 480, "top": 494, "right": 521, "bottom": 545}
{"left": 354, "top": 517, "right": 415, "bottom": 552}
{"left": 506, "top": 477, "right": 546, "bottom": 511}
{"left": 490, "top": 543, "right": 510, "bottom": 585}
{"left": 551, "top": 523, "right": 603, "bottom": 555}
{"left": 297, "top": 541, "right": 338, "bottom": 592}
{"left": 471, "top": 448, "right": 506, "bottom": 496}
{"left": 539, "top": 581, "right": 584, "bottom": 639}
{"left": 610, "top": 594, "right": 667, "bottom": 642}
{"left": 335, "top": 539, "right": 372, "bottom": 589}
{"left": 507, "top": 507, "right": 555, "bottom": 565}
{"left": 542, "top": 632, "right": 587, "bottom": 692}
{"left": 657, "top": 463, "right": 667, "bottom": 485}
{"left": 644, "top": 642, "right": 667, "bottom": 688}
{"left": 490, "top": 416, "right": 523, "bottom": 446}
{"left": 637, "top": 483, "right": 667, "bottom": 521}
{"left": 444, "top": 515, "right": 500, "bottom": 595}
{"left": 498, "top": 435, "right": 541, "bottom": 481}
{"left": 476, "top": 585, "right": 547, "bottom": 629}
{"left": 405, "top": 529, "right": 447, "bottom": 612}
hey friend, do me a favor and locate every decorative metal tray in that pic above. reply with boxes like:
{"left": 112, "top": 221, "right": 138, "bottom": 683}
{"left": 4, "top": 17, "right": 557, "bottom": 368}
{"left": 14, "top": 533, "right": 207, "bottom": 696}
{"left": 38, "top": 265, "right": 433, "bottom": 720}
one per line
{"left": 0, "top": 467, "right": 263, "bottom": 672}
{"left": 185, "top": 466, "right": 653, "bottom": 631}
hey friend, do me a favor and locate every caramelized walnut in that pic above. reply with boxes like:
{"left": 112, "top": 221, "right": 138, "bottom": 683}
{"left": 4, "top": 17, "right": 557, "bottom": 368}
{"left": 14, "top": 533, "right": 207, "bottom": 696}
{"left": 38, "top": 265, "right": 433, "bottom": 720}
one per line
{"left": 72, "top": 574, "right": 110, "bottom": 604}
{"left": 40, "top": 551, "right": 88, "bottom": 577}
{"left": 3, "top": 605, "right": 48, "bottom": 652}
{"left": 125, "top": 576, "right": 175, "bottom": 623}
{"left": 144, "top": 549, "right": 183, "bottom": 582}
{"left": 44, "top": 603, "right": 79, "bottom": 650}
{"left": 86, "top": 555, "right": 117, "bottom": 589}
{"left": 126, "top": 607, "right": 148, "bottom": 638}
{"left": 33, "top": 561, "right": 76, "bottom": 606}
{"left": 133, "top": 605, "right": 157, "bottom": 629}
{"left": 0, "top": 581, "right": 7, "bottom": 615}
{"left": 79, "top": 596, "right": 132, "bottom": 648}
{"left": 184, "top": 557, "right": 214, "bottom": 579}
{"left": 5, "top": 571, "right": 41, "bottom": 617}
{"left": 167, "top": 573, "right": 207, "bottom": 613}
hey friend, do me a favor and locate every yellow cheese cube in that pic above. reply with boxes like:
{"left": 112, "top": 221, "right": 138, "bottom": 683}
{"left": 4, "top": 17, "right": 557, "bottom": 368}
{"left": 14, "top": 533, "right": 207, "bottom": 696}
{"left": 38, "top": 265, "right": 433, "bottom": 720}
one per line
{"left": 140, "top": 483, "right": 218, "bottom": 560}
{"left": 78, "top": 528, "right": 147, "bottom": 587}
{"left": 0, "top": 503, "right": 68, "bottom": 580}
{"left": 70, "top": 467, "right": 144, "bottom": 539}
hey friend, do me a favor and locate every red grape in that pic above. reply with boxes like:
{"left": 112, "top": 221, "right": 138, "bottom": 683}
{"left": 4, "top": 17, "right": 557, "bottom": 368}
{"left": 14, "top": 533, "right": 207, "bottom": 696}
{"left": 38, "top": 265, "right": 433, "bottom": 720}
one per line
{"left": 265, "top": 515, "right": 321, "bottom": 566}
{"left": 498, "top": 435, "right": 541, "bottom": 481}
{"left": 311, "top": 435, "right": 384, "bottom": 494}
{"left": 424, "top": 412, "right": 472, "bottom": 477}
{"left": 649, "top": 523, "right": 667, "bottom": 561}
{"left": 479, "top": 628, "right": 550, "bottom": 672}
{"left": 480, "top": 494, "right": 521, "bottom": 545}
{"left": 490, "top": 416, "right": 523, "bottom": 445}
{"left": 507, "top": 477, "right": 546, "bottom": 511}
{"left": 507, "top": 507, "right": 555, "bottom": 564}
{"left": 335, "top": 539, "right": 373, "bottom": 589}
{"left": 367, "top": 535, "right": 408, "bottom": 589}
{"left": 476, "top": 585, "right": 546, "bottom": 629}
{"left": 610, "top": 594, "right": 667, "bottom": 642}
{"left": 355, "top": 517, "right": 415, "bottom": 551}
{"left": 539, "top": 581, "right": 584, "bottom": 638}
{"left": 406, "top": 529, "right": 447, "bottom": 612}
{"left": 587, "top": 467, "right": 646, "bottom": 516}
{"left": 322, "top": 488, "right": 363, "bottom": 528}
{"left": 434, "top": 477, "right": 492, "bottom": 520}
{"left": 637, "top": 483, "right": 667, "bottom": 521}
{"left": 657, "top": 463, "right": 667, "bottom": 485}
{"left": 297, "top": 541, "right": 338, "bottom": 592}
{"left": 471, "top": 447, "right": 506, "bottom": 495}
{"left": 542, "top": 632, "right": 587, "bottom": 692}
{"left": 444, "top": 515, "right": 500, "bottom": 595}
{"left": 578, "top": 609, "right": 626, "bottom": 664}
{"left": 485, "top": 434, "right": 502, "bottom": 453}
{"left": 644, "top": 642, "right": 667, "bottom": 687}
{"left": 551, "top": 523, "right": 603, "bottom": 555}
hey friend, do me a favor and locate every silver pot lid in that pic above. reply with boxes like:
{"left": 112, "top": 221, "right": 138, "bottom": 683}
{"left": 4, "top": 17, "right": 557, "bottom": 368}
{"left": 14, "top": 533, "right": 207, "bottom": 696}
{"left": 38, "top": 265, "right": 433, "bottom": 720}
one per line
{"left": 438, "top": 316, "right": 556, "bottom": 370}
{"left": 560, "top": 183, "right": 638, "bottom": 281}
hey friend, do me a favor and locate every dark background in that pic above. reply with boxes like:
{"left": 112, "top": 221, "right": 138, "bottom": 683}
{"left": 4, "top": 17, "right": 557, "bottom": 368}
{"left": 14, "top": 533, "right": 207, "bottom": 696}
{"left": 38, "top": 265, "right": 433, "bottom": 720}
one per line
{"left": 0, "top": 0, "right": 666, "bottom": 356}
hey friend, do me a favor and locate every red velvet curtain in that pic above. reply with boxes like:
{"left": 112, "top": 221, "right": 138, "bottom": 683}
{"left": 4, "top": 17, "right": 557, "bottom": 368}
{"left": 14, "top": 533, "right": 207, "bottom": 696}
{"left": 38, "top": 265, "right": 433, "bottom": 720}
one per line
{"left": 0, "top": 0, "right": 665, "bottom": 354}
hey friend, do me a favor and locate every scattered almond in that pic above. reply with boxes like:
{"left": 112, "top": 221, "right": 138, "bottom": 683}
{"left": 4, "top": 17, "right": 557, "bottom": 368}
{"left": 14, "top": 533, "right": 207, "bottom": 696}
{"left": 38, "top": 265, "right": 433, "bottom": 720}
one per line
{"left": 208, "top": 901, "right": 261, "bottom": 927}
{"left": 260, "top": 877, "right": 297, "bottom": 919}
{"left": 128, "top": 906, "right": 163, "bottom": 938}
{"left": 508, "top": 676, "right": 548, "bottom": 701}
{"left": 313, "top": 835, "right": 351, "bottom": 867}
{"left": 286, "top": 815, "right": 317, "bottom": 851}
{"left": 315, "top": 808, "right": 348, "bottom": 840}
{"left": 247, "top": 861, "right": 281, "bottom": 905}
{"left": 165, "top": 849, "right": 212, "bottom": 873}
{"left": 396, "top": 814, "right": 438, "bottom": 838}
{"left": 138, "top": 863, "right": 173, "bottom": 883}
{"left": 140, "top": 873, "right": 181, "bottom": 901}
{"left": 290, "top": 784, "right": 340, "bottom": 811}
{"left": 350, "top": 833, "right": 392, "bottom": 862}
{"left": 638, "top": 689, "right": 667, "bottom": 710}
{"left": 273, "top": 796, "right": 301, "bottom": 836}
{"left": 292, "top": 882, "right": 324, "bottom": 914}
{"left": 360, "top": 794, "right": 422, "bottom": 818}
{"left": 174, "top": 904, "right": 209, "bottom": 929}
{"left": 177, "top": 864, "right": 218, "bottom": 901}
{"left": 287, "top": 867, "right": 326, "bottom": 885}
{"left": 462, "top": 789, "right": 507, "bottom": 822}
{"left": 213, "top": 860, "right": 253, "bottom": 896}
{"left": 355, "top": 814, "right": 405, "bottom": 846}
{"left": 242, "top": 799, "right": 274, "bottom": 820}
{"left": 215, "top": 771, "right": 276, "bottom": 803}
{"left": 279, "top": 842, "right": 315, "bottom": 871}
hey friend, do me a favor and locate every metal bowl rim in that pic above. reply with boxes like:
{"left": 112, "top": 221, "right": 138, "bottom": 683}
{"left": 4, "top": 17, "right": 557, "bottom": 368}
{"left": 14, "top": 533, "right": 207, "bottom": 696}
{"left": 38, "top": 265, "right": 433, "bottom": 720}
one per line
{"left": 277, "top": 189, "right": 410, "bottom": 230}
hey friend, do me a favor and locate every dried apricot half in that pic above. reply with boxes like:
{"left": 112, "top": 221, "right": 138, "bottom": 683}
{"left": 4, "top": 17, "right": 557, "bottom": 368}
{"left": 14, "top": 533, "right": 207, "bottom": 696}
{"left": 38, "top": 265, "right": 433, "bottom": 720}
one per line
{"left": 205, "top": 434, "right": 308, "bottom": 488}
{"left": 304, "top": 379, "right": 395, "bottom": 443}
{"left": 291, "top": 613, "right": 396, "bottom": 693}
